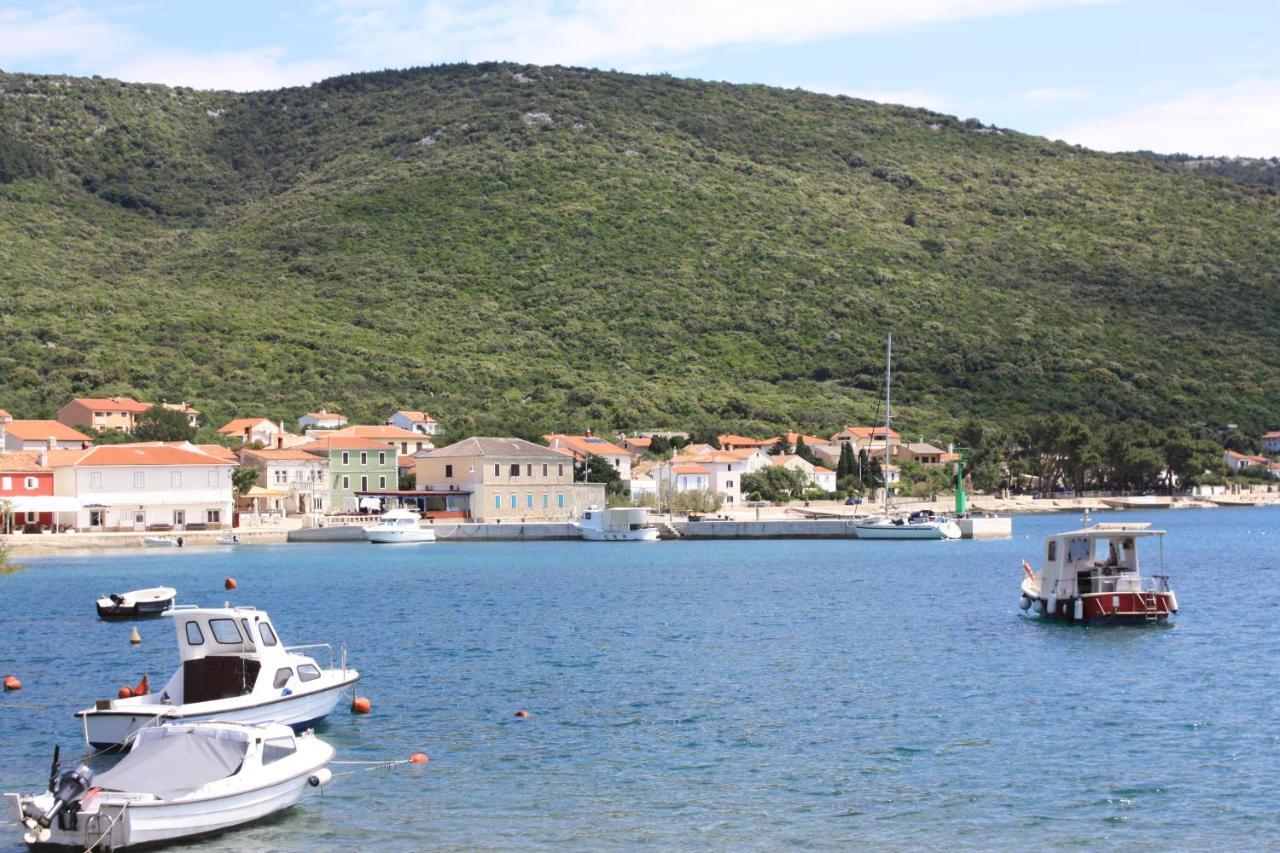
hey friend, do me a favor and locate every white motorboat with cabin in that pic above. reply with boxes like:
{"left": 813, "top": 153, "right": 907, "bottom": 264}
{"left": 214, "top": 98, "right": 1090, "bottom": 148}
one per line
{"left": 578, "top": 507, "right": 660, "bottom": 541}
{"left": 363, "top": 508, "right": 436, "bottom": 543}
{"left": 95, "top": 587, "right": 176, "bottom": 621}
{"left": 1019, "top": 521, "right": 1178, "bottom": 623}
{"left": 5, "top": 721, "right": 333, "bottom": 850}
{"left": 853, "top": 334, "right": 961, "bottom": 541}
{"left": 75, "top": 605, "right": 359, "bottom": 748}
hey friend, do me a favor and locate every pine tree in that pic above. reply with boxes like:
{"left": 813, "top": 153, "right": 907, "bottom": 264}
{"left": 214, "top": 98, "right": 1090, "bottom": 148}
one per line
{"left": 837, "top": 442, "right": 853, "bottom": 478}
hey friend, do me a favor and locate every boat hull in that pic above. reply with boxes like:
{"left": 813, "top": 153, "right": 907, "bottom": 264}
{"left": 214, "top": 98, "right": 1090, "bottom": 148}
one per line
{"left": 95, "top": 598, "right": 175, "bottom": 621}
{"left": 78, "top": 674, "right": 358, "bottom": 748}
{"left": 580, "top": 527, "right": 660, "bottom": 542}
{"left": 855, "top": 521, "right": 961, "bottom": 540}
{"left": 363, "top": 528, "right": 436, "bottom": 543}
{"left": 1021, "top": 584, "right": 1177, "bottom": 624}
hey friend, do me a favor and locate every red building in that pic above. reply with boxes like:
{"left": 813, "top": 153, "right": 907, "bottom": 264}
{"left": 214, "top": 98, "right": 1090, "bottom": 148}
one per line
{"left": 0, "top": 451, "right": 57, "bottom": 532}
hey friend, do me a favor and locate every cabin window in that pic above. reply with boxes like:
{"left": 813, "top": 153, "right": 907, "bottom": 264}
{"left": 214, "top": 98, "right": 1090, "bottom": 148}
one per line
{"left": 494, "top": 464, "right": 500, "bottom": 476}
{"left": 526, "top": 464, "right": 533, "bottom": 477}
{"left": 185, "top": 621, "right": 205, "bottom": 645}
{"left": 298, "top": 664, "right": 321, "bottom": 682}
{"left": 209, "top": 619, "right": 242, "bottom": 645}
{"left": 401, "top": 442, "right": 408, "bottom": 454}
{"left": 258, "top": 622, "right": 279, "bottom": 646}
{"left": 379, "top": 452, "right": 386, "bottom": 465}
{"left": 558, "top": 464, "right": 564, "bottom": 477}
{"left": 342, "top": 452, "right": 350, "bottom": 465}
{"left": 240, "top": 618, "right": 255, "bottom": 645}
{"left": 379, "top": 475, "right": 387, "bottom": 489}
{"left": 1047, "top": 541, "right": 1057, "bottom": 562}
{"left": 360, "top": 475, "right": 368, "bottom": 491}
{"left": 262, "top": 736, "right": 297, "bottom": 765}
{"left": 360, "top": 452, "right": 368, "bottom": 465}
{"left": 273, "top": 668, "right": 294, "bottom": 689}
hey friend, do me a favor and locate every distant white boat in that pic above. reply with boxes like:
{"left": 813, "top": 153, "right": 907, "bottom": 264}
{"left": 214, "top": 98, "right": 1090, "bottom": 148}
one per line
{"left": 142, "top": 537, "right": 177, "bottom": 548}
{"left": 364, "top": 508, "right": 436, "bottom": 544}
{"left": 216, "top": 534, "right": 240, "bottom": 545}
{"left": 5, "top": 721, "right": 333, "bottom": 850}
{"left": 95, "top": 587, "right": 176, "bottom": 621}
{"left": 578, "top": 507, "right": 660, "bottom": 541}
{"left": 75, "top": 604, "right": 358, "bottom": 748}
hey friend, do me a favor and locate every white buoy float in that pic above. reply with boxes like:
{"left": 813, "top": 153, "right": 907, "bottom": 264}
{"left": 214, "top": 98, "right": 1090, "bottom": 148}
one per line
{"left": 1073, "top": 598, "right": 1084, "bottom": 621}
{"left": 1018, "top": 595, "right": 1032, "bottom": 611}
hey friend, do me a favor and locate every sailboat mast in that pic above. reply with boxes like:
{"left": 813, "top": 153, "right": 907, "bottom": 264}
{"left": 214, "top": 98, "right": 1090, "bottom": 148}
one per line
{"left": 883, "top": 333, "right": 892, "bottom": 514}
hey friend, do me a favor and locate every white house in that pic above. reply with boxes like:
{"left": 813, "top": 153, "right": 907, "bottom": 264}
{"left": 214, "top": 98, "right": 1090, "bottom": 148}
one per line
{"left": 664, "top": 462, "right": 709, "bottom": 492}
{"left": 238, "top": 447, "right": 331, "bottom": 515}
{"left": 386, "top": 410, "right": 440, "bottom": 436}
{"left": 813, "top": 466, "right": 837, "bottom": 493}
{"left": 46, "top": 443, "right": 235, "bottom": 532}
{"left": 218, "top": 417, "right": 284, "bottom": 446}
{"left": 1263, "top": 431, "right": 1280, "bottom": 454}
{"left": 1224, "top": 450, "right": 1267, "bottom": 471}
{"left": 327, "top": 425, "right": 434, "bottom": 456}
{"left": 0, "top": 418, "right": 93, "bottom": 451}
{"left": 297, "top": 409, "right": 348, "bottom": 430}
{"left": 883, "top": 463, "right": 902, "bottom": 494}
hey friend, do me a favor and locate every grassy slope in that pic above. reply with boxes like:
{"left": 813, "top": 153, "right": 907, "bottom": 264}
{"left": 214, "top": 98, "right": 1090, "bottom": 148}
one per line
{"left": 1, "top": 64, "right": 1277, "bottom": 439}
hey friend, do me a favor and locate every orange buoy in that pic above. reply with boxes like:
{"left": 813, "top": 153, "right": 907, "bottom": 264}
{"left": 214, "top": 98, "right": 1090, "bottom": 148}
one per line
{"left": 134, "top": 674, "right": 149, "bottom": 697}
{"left": 129, "top": 627, "right": 141, "bottom": 645}
{"left": 118, "top": 686, "right": 133, "bottom": 699}
{"left": 2, "top": 675, "right": 20, "bottom": 691}
{"left": 514, "top": 709, "right": 530, "bottom": 719}
{"left": 409, "top": 753, "right": 429, "bottom": 764}
{"left": 224, "top": 577, "right": 237, "bottom": 590}
{"left": 351, "top": 696, "right": 372, "bottom": 714}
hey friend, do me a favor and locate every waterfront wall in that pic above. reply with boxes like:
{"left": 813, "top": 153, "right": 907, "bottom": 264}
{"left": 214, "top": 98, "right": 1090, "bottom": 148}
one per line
{"left": 676, "top": 519, "right": 859, "bottom": 539}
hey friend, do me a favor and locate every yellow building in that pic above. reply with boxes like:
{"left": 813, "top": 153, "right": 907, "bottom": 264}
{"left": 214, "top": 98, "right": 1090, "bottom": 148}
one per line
{"left": 416, "top": 437, "right": 604, "bottom": 522}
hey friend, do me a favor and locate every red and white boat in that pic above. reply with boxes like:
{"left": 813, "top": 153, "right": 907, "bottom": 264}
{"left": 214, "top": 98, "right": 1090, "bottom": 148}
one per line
{"left": 1019, "top": 522, "right": 1178, "bottom": 623}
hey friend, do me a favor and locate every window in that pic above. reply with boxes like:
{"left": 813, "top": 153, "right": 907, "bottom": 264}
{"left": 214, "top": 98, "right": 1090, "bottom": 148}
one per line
{"left": 24, "top": 476, "right": 38, "bottom": 490}
{"left": 295, "top": 469, "right": 305, "bottom": 482}
{"left": 258, "top": 623, "right": 278, "bottom": 646}
{"left": 185, "top": 621, "right": 205, "bottom": 645}
{"left": 89, "top": 510, "right": 103, "bottom": 527}
{"left": 401, "top": 442, "right": 408, "bottom": 454}
{"left": 240, "top": 618, "right": 255, "bottom": 644}
{"left": 510, "top": 464, "right": 520, "bottom": 477}
{"left": 726, "top": 480, "right": 734, "bottom": 488}
{"left": 207, "top": 470, "right": 218, "bottom": 486}
{"left": 275, "top": 470, "right": 287, "bottom": 484}
{"left": 90, "top": 471, "right": 102, "bottom": 489}
{"left": 510, "top": 493, "right": 517, "bottom": 509}
{"left": 558, "top": 464, "right": 564, "bottom": 477}
{"left": 207, "top": 509, "right": 221, "bottom": 524}
{"left": 134, "top": 511, "right": 145, "bottom": 525}
{"left": 209, "top": 619, "right": 242, "bottom": 644}
{"left": 298, "top": 664, "right": 321, "bottom": 682}
{"left": 379, "top": 475, "right": 387, "bottom": 489}
{"left": 495, "top": 493, "right": 502, "bottom": 509}
{"left": 557, "top": 493, "right": 564, "bottom": 508}
{"left": 273, "top": 668, "right": 294, "bottom": 689}
{"left": 342, "top": 475, "right": 350, "bottom": 490}
{"left": 262, "top": 736, "right": 296, "bottom": 765}
{"left": 25, "top": 511, "right": 37, "bottom": 523}
{"left": 542, "top": 464, "right": 548, "bottom": 476}
{"left": 526, "top": 493, "right": 533, "bottom": 508}
{"left": 494, "top": 464, "right": 500, "bottom": 476}
{"left": 526, "top": 464, "right": 532, "bottom": 477}
{"left": 378, "top": 451, "right": 386, "bottom": 465}
{"left": 0, "top": 476, "right": 9, "bottom": 489}
{"left": 360, "top": 475, "right": 368, "bottom": 491}
{"left": 171, "top": 471, "right": 182, "bottom": 488}
{"left": 342, "top": 451, "right": 350, "bottom": 465}
{"left": 445, "top": 464, "right": 453, "bottom": 478}
{"left": 542, "top": 493, "right": 549, "bottom": 508}
{"left": 1047, "top": 541, "right": 1057, "bottom": 562}
{"left": 360, "top": 452, "right": 368, "bottom": 465}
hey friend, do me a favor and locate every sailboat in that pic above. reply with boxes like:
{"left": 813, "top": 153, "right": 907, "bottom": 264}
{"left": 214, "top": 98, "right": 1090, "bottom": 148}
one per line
{"left": 854, "top": 334, "right": 962, "bottom": 541}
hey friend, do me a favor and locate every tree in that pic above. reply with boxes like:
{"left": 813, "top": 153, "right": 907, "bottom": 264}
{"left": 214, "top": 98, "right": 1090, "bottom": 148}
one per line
{"left": 768, "top": 435, "right": 792, "bottom": 456}
{"left": 793, "top": 438, "right": 818, "bottom": 464}
{"left": 398, "top": 471, "right": 416, "bottom": 490}
{"left": 133, "top": 406, "right": 197, "bottom": 442}
{"left": 671, "top": 488, "right": 724, "bottom": 514}
{"left": 232, "top": 466, "right": 260, "bottom": 497}
{"left": 90, "top": 427, "right": 134, "bottom": 445}
{"left": 740, "top": 466, "right": 807, "bottom": 502}
{"left": 836, "top": 442, "right": 853, "bottom": 479}
{"left": 575, "top": 455, "right": 625, "bottom": 495}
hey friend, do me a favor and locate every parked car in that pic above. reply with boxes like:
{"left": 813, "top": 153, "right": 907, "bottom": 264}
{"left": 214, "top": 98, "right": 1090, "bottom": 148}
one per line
{"left": 844, "top": 496, "right": 863, "bottom": 505}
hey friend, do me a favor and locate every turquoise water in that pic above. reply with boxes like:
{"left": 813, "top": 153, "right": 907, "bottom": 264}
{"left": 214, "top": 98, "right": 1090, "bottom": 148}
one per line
{"left": 1, "top": 507, "right": 1278, "bottom": 850}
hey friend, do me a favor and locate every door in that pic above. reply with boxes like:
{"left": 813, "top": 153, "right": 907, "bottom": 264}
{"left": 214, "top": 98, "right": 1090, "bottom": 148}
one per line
{"left": 133, "top": 511, "right": 146, "bottom": 531}
{"left": 173, "top": 509, "right": 186, "bottom": 530}
{"left": 88, "top": 510, "right": 103, "bottom": 531}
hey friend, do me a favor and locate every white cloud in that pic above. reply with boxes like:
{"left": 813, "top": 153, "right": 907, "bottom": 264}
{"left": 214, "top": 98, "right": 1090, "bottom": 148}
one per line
{"left": 0, "top": 6, "right": 137, "bottom": 65}
{"left": 1049, "top": 76, "right": 1280, "bottom": 157}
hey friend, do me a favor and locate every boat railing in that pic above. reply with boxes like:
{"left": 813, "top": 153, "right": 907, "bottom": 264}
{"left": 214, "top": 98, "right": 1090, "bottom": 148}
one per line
{"left": 286, "top": 642, "right": 335, "bottom": 670}
{"left": 1050, "top": 574, "right": 1172, "bottom": 596}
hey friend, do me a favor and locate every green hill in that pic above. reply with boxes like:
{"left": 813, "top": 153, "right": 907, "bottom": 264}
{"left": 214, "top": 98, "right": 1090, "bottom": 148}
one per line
{"left": 1, "top": 63, "right": 1277, "bottom": 440}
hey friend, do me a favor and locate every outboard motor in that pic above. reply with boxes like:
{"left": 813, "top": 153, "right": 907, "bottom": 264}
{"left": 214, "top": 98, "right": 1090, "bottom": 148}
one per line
{"left": 36, "top": 764, "right": 93, "bottom": 830}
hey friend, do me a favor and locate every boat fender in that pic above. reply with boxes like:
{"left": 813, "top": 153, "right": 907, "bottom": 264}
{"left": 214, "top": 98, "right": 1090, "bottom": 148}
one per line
{"left": 1073, "top": 598, "right": 1084, "bottom": 621}
{"left": 1034, "top": 599, "right": 1045, "bottom": 613}
{"left": 1046, "top": 592, "right": 1057, "bottom": 614}
{"left": 308, "top": 768, "right": 333, "bottom": 788}
{"left": 1167, "top": 592, "right": 1179, "bottom": 613}
{"left": 134, "top": 673, "right": 149, "bottom": 697}
{"left": 1018, "top": 595, "right": 1031, "bottom": 611}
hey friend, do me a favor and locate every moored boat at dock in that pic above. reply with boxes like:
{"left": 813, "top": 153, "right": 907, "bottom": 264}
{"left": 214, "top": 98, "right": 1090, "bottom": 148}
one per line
{"left": 578, "top": 507, "right": 660, "bottom": 541}
{"left": 1019, "top": 521, "right": 1178, "bottom": 623}
{"left": 363, "top": 508, "right": 436, "bottom": 543}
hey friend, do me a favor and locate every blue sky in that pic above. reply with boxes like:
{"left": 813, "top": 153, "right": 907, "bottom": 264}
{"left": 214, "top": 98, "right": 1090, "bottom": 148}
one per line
{"left": 1, "top": 1, "right": 1277, "bottom": 156}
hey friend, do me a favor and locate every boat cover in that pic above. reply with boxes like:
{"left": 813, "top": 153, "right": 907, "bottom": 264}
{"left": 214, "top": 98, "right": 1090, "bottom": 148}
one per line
{"left": 95, "top": 728, "right": 249, "bottom": 799}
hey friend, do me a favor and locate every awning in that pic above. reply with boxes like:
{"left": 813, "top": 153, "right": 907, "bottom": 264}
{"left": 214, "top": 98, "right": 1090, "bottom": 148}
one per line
{"left": 244, "top": 486, "right": 286, "bottom": 498}
{"left": 5, "top": 496, "right": 82, "bottom": 512}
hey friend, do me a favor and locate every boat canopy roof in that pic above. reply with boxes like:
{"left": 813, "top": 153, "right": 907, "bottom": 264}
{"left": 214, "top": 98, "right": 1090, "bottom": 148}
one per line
{"left": 1051, "top": 523, "right": 1164, "bottom": 540}
{"left": 378, "top": 508, "right": 421, "bottom": 520}
{"left": 167, "top": 605, "right": 288, "bottom": 664}
{"left": 94, "top": 724, "right": 270, "bottom": 799}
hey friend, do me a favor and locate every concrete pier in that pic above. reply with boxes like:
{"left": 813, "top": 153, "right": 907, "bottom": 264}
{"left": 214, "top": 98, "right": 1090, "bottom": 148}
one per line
{"left": 956, "top": 517, "right": 1013, "bottom": 539}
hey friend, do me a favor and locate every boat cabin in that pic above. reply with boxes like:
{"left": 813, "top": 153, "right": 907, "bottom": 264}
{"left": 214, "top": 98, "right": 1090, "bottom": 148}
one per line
{"left": 582, "top": 507, "right": 653, "bottom": 532}
{"left": 163, "top": 606, "right": 322, "bottom": 705}
{"left": 1039, "top": 523, "right": 1164, "bottom": 600}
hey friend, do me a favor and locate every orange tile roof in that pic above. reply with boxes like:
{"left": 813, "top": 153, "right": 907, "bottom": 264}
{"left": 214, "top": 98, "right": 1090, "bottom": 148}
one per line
{"left": 301, "top": 436, "right": 389, "bottom": 452}
{"left": 45, "top": 444, "right": 235, "bottom": 467}
{"left": 813, "top": 466, "right": 834, "bottom": 474}
{"left": 218, "top": 417, "right": 276, "bottom": 435}
{"left": 70, "top": 397, "right": 152, "bottom": 413}
{"left": 833, "top": 425, "right": 901, "bottom": 441}
{"left": 0, "top": 451, "right": 50, "bottom": 473}
{"left": 330, "top": 425, "right": 427, "bottom": 441}
{"left": 397, "top": 455, "right": 418, "bottom": 468}
{"left": 0, "top": 410, "right": 11, "bottom": 419}
{"left": 783, "top": 432, "right": 830, "bottom": 447}
{"left": 543, "top": 434, "right": 629, "bottom": 457}
{"left": 1264, "top": 430, "right": 1280, "bottom": 439}
{"left": 2, "top": 420, "right": 92, "bottom": 442}
{"left": 716, "top": 434, "right": 775, "bottom": 448}
{"left": 671, "top": 463, "right": 709, "bottom": 474}
{"left": 393, "top": 410, "right": 437, "bottom": 423}
{"left": 304, "top": 411, "right": 346, "bottom": 420}
{"left": 241, "top": 447, "right": 326, "bottom": 462}
{"left": 196, "top": 444, "right": 239, "bottom": 462}
{"left": 624, "top": 436, "right": 651, "bottom": 447}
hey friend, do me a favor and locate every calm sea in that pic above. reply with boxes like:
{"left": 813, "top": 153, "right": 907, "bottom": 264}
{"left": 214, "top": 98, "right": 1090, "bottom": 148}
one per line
{"left": 2, "top": 507, "right": 1277, "bottom": 851}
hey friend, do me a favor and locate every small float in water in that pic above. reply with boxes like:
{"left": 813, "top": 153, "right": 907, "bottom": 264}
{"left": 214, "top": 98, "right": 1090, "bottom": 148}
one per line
{"left": 4, "top": 721, "right": 333, "bottom": 850}
{"left": 95, "top": 587, "right": 176, "bottom": 621}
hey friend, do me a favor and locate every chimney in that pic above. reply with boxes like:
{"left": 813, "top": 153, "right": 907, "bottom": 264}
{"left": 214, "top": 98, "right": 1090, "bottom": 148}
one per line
{"left": 277, "top": 436, "right": 284, "bottom": 450}
{"left": 47, "top": 436, "right": 57, "bottom": 450}
{"left": 244, "top": 426, "right": 251, "bottom": 441}
{"left": 585, "top": 426, "right": 593, "bottom": 437}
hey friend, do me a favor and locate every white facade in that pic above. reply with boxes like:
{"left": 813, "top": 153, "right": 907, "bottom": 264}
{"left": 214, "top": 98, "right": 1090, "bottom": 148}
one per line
{"left": 240, "top": 451, "right": 330, "bottom": 515}
{"left": 629, "top": 474, "right": 657, "bottom": 501}
{"left": 221, "top": 419, "right": 283, "bottom": 446}
{"left": 387, "top": 411, "right": 440, "bottom": 436}
{"left": 52, "top": 460, "right": 235, "bottom": 531}
{"left": 814, "top": 467, "right": 837, "bottom": 493}
{"left": 297, "top": 410, "right": 347, "bottom": 430}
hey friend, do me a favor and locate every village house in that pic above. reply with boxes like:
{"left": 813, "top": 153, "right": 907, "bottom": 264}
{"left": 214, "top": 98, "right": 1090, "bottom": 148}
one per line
{"left": 159, "top": 402, "right": 202, "bottom": 427}
{"left": 327, "top": 425, "right": 434, "bottom": 456}
{"left": 890, "top": 441, "right": 947, "bottom": 467}
{"left": 414, "top": 437, "right": 603, "bottom": 522}
{"left": 301, "top": 436, "right": 396, "bottom": 511}
{"left": 1224, "top": 450, "right": 1269, "bottom": 472}
{"left": 617, "top": 435, "right": 652, "bottom": 460}
{"left": 386, "top": 410, "right": 440, "bottom": 436}
{"left": 45, "top": 443, "right": 235, "bottom": 532}
{"left": 716, "top": 434, "right": 775, "bottom": 452}
{"left": 660, "top": 462, "right": 710, "bottom": 493}
{"left": 770, "top": 454, "right": 836, "bottom": 493}
{"left": 56, "top": 397, "right": 152, "bottom": 433}
{"left": 297, "top": 409, "right": 348, "bottom": 430}
{"left": 656, "top": 448, "right": 771, "bottom": 505}
{"left": 0, "top": 451, "right": 66, "bottom": 532}
{"left": 1263, "top": 431, "right": 1280, "bottom": 454}
{"left": 883, "top": 463, "right": 902, "bottom": 494}
{"left": 238, "top": 447, "right": 330, "bottom": 516}
{"left": 0, "top": 416, "right": 92, "bottom": 451}
{"left": 218, "top": 418, "right": 285, "bottom": 446}
{"left": 831, "top": 426, "right": 901, "bottom": 454}
{"left": 543, "top": 432, "right": 632, "bottom": 480}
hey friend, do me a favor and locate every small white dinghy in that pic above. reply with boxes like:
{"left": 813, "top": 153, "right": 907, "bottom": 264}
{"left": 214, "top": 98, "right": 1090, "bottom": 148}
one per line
{"left": 141, "top": 537, "right": 177, "bottom": 548}
{"left": 75, "top": 604, "right": 359, "bottom": 748}
{"left": 363, "top": 508, "right": 436, "bottom": 543}
{"left": 95, "top": 587, "right": 176, "bottom": 621}
{"left": 4, "top": 721, "right": 334, "bottom": 851}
